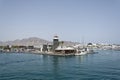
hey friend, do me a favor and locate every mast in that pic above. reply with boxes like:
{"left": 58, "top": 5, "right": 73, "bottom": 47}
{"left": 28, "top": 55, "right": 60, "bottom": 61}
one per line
{"left": 81, "top": 36, "right": 85, "bottom": 48}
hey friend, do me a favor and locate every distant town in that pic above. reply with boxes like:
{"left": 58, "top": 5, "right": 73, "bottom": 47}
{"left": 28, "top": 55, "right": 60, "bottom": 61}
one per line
{"left": 0, "top": 36, "right": 120, "bottom": 55}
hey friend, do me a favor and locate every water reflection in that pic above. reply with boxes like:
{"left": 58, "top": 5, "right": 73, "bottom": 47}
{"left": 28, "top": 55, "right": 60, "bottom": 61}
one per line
{"left": 1, "top": 51, "right": 120, "bottom": 80}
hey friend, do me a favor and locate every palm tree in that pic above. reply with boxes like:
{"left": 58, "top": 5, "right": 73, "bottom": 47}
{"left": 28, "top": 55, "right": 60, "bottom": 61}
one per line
{"left": 59, "top": 41, "right": 64, "bottom": 48}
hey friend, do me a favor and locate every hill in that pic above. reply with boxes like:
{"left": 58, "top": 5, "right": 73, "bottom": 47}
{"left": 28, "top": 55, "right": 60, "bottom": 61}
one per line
{"left": 0, "top": 37, "right": 79, "bottom": 46}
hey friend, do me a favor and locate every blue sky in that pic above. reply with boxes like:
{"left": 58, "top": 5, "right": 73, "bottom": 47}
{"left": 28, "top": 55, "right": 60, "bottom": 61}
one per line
{"left": 0, "top": 0, "right": 120, "bottom": 44}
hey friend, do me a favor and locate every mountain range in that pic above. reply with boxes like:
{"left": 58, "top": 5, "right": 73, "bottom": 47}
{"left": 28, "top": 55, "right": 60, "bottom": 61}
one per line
{"left": 0, "top": 37, "right": 79, "bottom": 46}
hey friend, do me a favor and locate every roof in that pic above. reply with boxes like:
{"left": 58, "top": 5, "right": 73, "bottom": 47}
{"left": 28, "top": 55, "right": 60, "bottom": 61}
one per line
{"left": 55, "top": 46, "right": 75, "bottom": 50}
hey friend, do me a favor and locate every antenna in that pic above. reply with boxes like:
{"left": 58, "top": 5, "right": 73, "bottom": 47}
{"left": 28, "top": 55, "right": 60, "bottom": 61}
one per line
{"left": 81, "top": 36, "right": 85, "bottom": 48}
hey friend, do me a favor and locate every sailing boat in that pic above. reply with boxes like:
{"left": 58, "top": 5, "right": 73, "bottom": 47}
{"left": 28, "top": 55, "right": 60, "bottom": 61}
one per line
{"left": 74, "top": 37, "right": 95, "bottom": 56}
{"left": 75, "top": 37, "right": 88, "bottom": 55}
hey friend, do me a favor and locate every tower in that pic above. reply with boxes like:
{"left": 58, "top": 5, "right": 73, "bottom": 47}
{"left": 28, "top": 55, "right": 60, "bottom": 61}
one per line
{"left": 53, "top": 35, "right": 59, "bottom": 51}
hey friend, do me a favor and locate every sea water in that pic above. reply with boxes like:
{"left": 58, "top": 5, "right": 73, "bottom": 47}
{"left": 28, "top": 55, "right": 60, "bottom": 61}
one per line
{"left": 0, "top": 50, "right": 120, "bottom": 80}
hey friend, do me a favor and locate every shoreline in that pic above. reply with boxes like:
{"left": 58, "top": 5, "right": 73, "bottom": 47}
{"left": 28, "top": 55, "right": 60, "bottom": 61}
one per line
{"left": 0, "top": 51, "right": 76, "bottom": 56}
